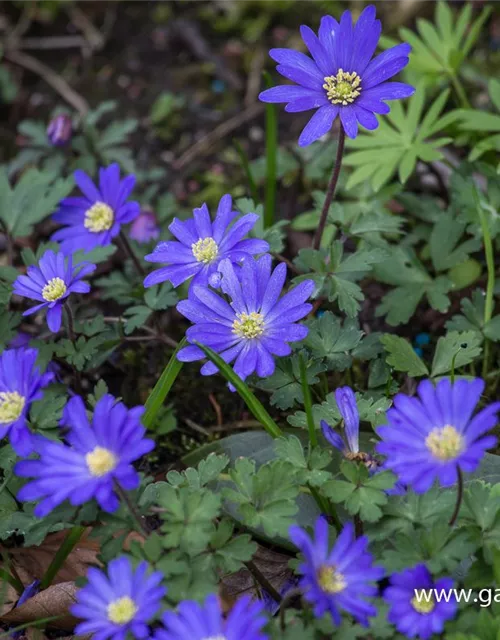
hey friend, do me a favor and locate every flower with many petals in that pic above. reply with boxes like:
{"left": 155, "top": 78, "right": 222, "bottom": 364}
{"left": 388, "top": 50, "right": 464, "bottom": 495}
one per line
{"left": 0, "top": 348, "right": 53, "bottom": 456}
{"left": 154, "top": 593, "right": 268, "bottom": 640}
{"left": 384, "top": 564, "right": 457, "bottom": 639}
{"left": 143, "top": 194, "right": 269, "bottom": 290}
{"left": 16, "top": 394, "right": 154, "bottom": 516}
{"left": 289, "top": 517, "right": 383, "bottom": 626}
{"left": 13, "top": 250, "right": 95, "bottom": 333}
{"left": 71, "top": 556, "right": 165, "bottom": 640}
{"left": 51, "top": 164, "right": 140, "bottom": 254}
{"left": 259, "top": 5, "right": 414, "bottom": 145}
{"left": 176, "top": 255, "right": 314, "bottom": 383}
{"left": 376, "top": 378, "right": 500, "bottom": 493}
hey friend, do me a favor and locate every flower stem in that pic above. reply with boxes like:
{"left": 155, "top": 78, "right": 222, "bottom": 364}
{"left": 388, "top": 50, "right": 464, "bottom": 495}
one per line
{"left": 313, "top": 128, "right": 345, "bottom": 250}
{"left": 475, "top": 189, "right": 495, "bottom": 379}
{"left": 119, "top": 231, "right": 145, "bottom": 277}
{"left": 450, "top": 73, "right": 471, "bottom": 109}
{"left": 244, "top": 560, "right": 282, "bottom": 603}
{"left": 448, "top": 466, "right": 463, "bottom": 527}
{"left": 115, "top": 482, "right": 149, "bottom": 536}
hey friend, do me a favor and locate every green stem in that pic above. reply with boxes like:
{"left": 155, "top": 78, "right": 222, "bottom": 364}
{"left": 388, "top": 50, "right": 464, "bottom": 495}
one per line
{"left": 263, "top": 71, "right": 277, "bottom": 229}
{"left": 40, "top": 526, "right": 86, "bottom": 589}
{"left": 299, "top": 354, "right": 317, "bottom": 448}
{"left": 313, "top": 128, "right": 345, "bottom": 250}
{"left": 475, "top": 188, "right": 495, "bottom": 379}
{"left": 449, "top": 72, "right": 471, "bottom": 109}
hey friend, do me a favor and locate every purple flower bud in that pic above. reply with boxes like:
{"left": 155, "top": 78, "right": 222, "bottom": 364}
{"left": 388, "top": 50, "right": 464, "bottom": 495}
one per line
{"left": 129, "top": 209, "right": 160, "bottom": 244}
{"left": 46, "top": 114, "right": 72, "bottom": 147}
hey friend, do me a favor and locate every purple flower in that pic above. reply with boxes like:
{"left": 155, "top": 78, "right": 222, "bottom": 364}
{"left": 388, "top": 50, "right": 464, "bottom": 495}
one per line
{"left": 130, "top": 209, "right": 160, "bottom": 244}
{"left": 176, "top": 255, "right": 314, "bottom": 383}
{"left": 13, "top": 250, "right": 95, "bottom": 333}
{"left": 384, "top": 564, "right": 457, "bottom": 639}
{"left": 0, "top": 348, "right": 53, "bottom": 456}
{"left": 46, "top": 113, "right": 72, "bottom": 146}
{"left": 154, "top": 594, "right": 268, "bottom": 640}
{"left": 259, "top": 5, "right": 415, "bottom": 144}
{"left": 15, "top": 394, "right": 154, "bottom": 516}
{"left": 376, "top": 378, "right": 500, "bottom": 493}
{"left": 143, "top": 194, "right": 269, "bottom": 290}
{"left": 71, "top": 556, "right": 165, "bottom": 639}
{"left": 289, "top": 517, "right": 383, "bottom": 626}
{"left": 51, "top": 164, "right": 140, "bottom": 255}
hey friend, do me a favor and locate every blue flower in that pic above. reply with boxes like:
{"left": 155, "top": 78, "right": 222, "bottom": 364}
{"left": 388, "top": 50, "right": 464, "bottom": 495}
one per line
{"left": 384, "top": 564, "right": 457, "bottom": 639}
{"left": 259, "top": 5, "right": 414, "bottom": 144}
{"left": 289, "top": 517, "right": 383, "bottom": 626}
{"left": 376, "top": 378, "right": 500, "bottom": 493}
{"left": 0, "top": 348, "right": 53, "bottom": 456}
{"left": 51, "top": 164, "right": 140, "bottom": 254}
{"left": 176, "top": 255, "right": 314, "bottom": 383}
{"left": 143, "top": 194, "right": 269, "bottom": 290}
{"left": 15, "top": 394, "right": 154, "bottom": 516}
{"left": 13, "top": 250, "right": 96, "bottom": 332}
{"left": 130, "top": 209, "right": 160, "bottom": 244}
{"left": 154, "top": 593, "right": 268, "bottom": 640}
{"left": 71, "top": 556, "right": 165, "bottom": 639}
{"left": 46, "top": 113, "right": 72, "bottom": 147}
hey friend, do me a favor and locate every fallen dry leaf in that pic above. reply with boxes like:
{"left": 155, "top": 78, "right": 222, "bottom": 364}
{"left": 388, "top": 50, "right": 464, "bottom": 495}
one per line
{"left": 2, "top": 582, "right": 79, "bottom": 631}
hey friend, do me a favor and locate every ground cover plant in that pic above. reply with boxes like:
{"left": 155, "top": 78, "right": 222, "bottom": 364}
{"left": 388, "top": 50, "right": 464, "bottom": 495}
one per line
{"left": 2, "top": 1, "right": 500, "bottom": 638}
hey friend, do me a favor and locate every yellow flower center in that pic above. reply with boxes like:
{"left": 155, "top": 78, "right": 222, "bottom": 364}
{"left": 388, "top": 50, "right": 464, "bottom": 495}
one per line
{"left": 84, "top": 202, "right": 114, "bottom": 233}
{"left": 0, "top": 392, "right": 26, "bottom": 424}
{"left": 323, "top": 69, "right": 362, "bottom": 106}
{"left": 86, "top": 446, "right": 118, "bottom": 477}
{"left": 411, "top": 590, "right": 436, "bottom": 614}
{"left": 191, "top": 237, "right": 218, "bottom": 264}
{"left": 425, "top": 424, "right": 464, "bottom": 461}
{"left": 317, "top": 565, "right": 347, "bottom": 594}
{"left": 42, "top": 277, "right": 67, "bottom": 302}
{"left": 107, "top": 596, "right": 137, "bottom": 625}
{"left": 232, "top": 312, "right": 265, "bottom": 339}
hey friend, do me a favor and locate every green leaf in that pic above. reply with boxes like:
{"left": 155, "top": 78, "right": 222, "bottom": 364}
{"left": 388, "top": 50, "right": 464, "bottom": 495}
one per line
{"left": 143, "top": 339, "right": 186, "bottom": 430}
{"left": 196, "top": 343, "right": 282, "bottom": 438}
{"left": 380, "top": 334, "right": 429, "bottom": 377}
{"left": 256, "top": 355, "right": 326, "bottom": 410}
{"left": 431, "top": 331, "right": 482, "bottom": 377}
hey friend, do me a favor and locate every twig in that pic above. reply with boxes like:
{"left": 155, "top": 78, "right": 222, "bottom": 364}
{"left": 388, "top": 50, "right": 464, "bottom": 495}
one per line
{"left": 4, "top": 49, "right": 89, "bottom": 116}
{"left": 173, "top": 102, "right": 264, "bottom": 170}
{"left": 68, "top": 6, "right": 105, "bottom": 51}
{"left": 13, "top": 35, "right": 89, "bottom": 51}
{"left": 208, "top": 393, "right": 223, "bottom": 426}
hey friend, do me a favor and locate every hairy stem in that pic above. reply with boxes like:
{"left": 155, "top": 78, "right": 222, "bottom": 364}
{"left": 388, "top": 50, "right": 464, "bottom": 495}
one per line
{"left": 115, "top": 482, "right": 149, "bottom": 536}
{"left": 313, "top": 128, "right": 345, "bottom": 250}
{"left": 119, "top": 231, "right": 145, "bottom": 277}
{"left": 448, "top": 466, "right": 463, "bottom": 527}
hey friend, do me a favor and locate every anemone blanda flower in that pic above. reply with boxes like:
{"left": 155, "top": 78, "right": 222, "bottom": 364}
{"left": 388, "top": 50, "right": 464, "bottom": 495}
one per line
{"left": 15, "top": 394, "right": 154, "bottom": 516}
{"left": 13, "top": 250, "right": 96, "bottom": 333}
{"left": 143, "top": 194, "right": 269, "bottom": 290}
{"left": 130, "top": 209, "right": 160, "bottom": 244}
{"left": 71, "top": 556, "right": 165, "bottom": 640}
{"left": 0, "top": 348, "right": 53, "bottom": 456}
{"left": 154, "top": 594, "right": 268, "bottom": 640}
{"left": 376, "top": 378, "right": 500, "bottom": 493}
{"left": 51, "top": 164, "right": 140, "bottom": 254}
{"left": 259, "top": 5, "right": 414, "bottom": 145}
{"left": 289, "top": 517, "right": 383, "bottom": 626}
{"left": 176, "top": 255, "right": 314, "bottom": 383}
{"left": 384, "top": 564, "right": 457, "bottom": 639}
